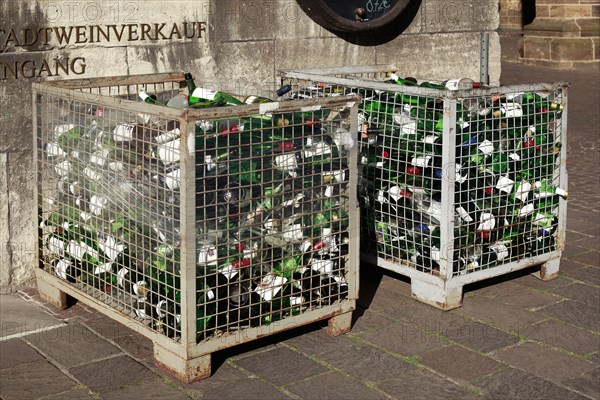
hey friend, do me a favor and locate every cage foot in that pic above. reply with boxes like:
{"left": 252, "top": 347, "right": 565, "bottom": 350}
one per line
{"left": 36, "top": 270, "right": 68, "bottom": 310}
{"left": 532, "top": 258, "right": 560, "bottom": 282}
{"left": 154, "top": 344, "right": 211, "bottom": 383}
{"left": 326, "top": 311, "right": 353, "bottom": 337}
{"left": 410, "top": 279, "right": 463, "bottom": 311}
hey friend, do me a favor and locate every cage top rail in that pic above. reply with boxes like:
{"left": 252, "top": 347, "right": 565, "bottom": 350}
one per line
{"left": 279, "top": 69, "right": 570, "bottom": 98}
{"left": 33, "top": 72, "right": 186, "bottom": 89}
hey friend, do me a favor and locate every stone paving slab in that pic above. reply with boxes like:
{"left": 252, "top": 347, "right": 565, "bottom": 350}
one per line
{"left": 0, "top": 294, "right": 64, "bottom": 339}
{"left": 316, "top": 343, "right": 415, "bottom": 384}
{"left": 433, "top": 319, "right": 520, "bottom": 354}
{"left": 473, "top": 367, "right": 590, "bottom": 400}
{"left": 452, "top": 295, "right": 546, "bottom": 334}
{"left": 24, "top": 324, "right": 122, "bottom": 369}
{"left": 283, "top": 326, "right": 355, "bottom": 355}
{"left": 69, "top": 355, "right": 158, "bottom": 394}
{"left": 565, "top": 267, "right": 600, "bottom": 287}
{"left": 200, "top": 375, "right": 293, "bottom": 400}
{"left": 537, "top": 300, "right": 600, "bottom": 332}
{"left": 550, "top": 283, "right": 600, "bottom": 309}
{"left": 40, "top": 387, "right": 96, "bottom": 399}
{"left": 0, "top": 338, "right": 46, "bottom": 370}
{"left": 0, "top": 360, "right": 77, "bottom": 400}
{"left": 377, "top": 368, "right": 482, "bottom": 400}
{"left": 418, "top": 345, "right": 506, "bottom": 381}
{"left": 349, "top": 307, "right": 397, "bottom": 333}
{"left": 285, "top": 371, "right": 387, "bottom": 400}
{"left": 471, "top": 282, "right": 561, "bottom": 309}
{"left": 101, "top": 379, "right": 191, "bottom": 400}
{"left": 492, "top": 342, "right": 595, "bottom": 383}
{"left": 527, "top": 319, "right": 600, "bottom": 356}
{"left": 563, "top": 367, "right": 600, "bottom": 400}
{"left": 233, "top": 346, "right": 328, "bottom": 386}
{"left": 357, "top": 321, "right": 447, "bottom": 357}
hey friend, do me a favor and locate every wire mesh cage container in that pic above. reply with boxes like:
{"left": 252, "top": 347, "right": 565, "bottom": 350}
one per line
{"left": 280, "top": 65, "right": 568, "bottom": 310}
{"left": 33, "top": 72, "right": 360, "bottom": 382}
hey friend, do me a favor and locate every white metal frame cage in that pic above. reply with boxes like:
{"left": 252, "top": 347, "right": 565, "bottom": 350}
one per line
{"left": 33, "top": 72, "right": 360, "bottom": 382}
{"left": 280, "top": 65, "right": 569, "bottom": 310}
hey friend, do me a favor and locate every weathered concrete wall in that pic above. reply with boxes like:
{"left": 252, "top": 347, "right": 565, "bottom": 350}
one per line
{"left": 0, "top": 0, "right": 500, "bottom": 292}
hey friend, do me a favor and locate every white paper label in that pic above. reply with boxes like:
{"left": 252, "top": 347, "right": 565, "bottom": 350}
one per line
{"left": 68, "top": 240, "right": 100, "bottom": 262}
{"left": 489, "top": 243, "right": 509, "bottom": 261}
{"left": 83, "top": 166, "right": 101, "bottom": 181}
{"left": 165, "top": 168, "right": 181, "bottom": 190}
{"left": 456, "top": 207, "right": 473, "bottom": 223}
{"left": 108, "top": 162, "right": 124, "bottom": 172}
{"left": 431, "top": 246, "right": 441, "bottom": 262}
{"left": 46, "top": 142, "right": 65, "bottom": 157}
{"left": 496, "top": 175, "right": 515, "bottom": 194}
{"left": 113, "top": 124, "right": 134, "bottom": 142}
{"left": 54, "top": 124, "right": 76, "bottom": 141}
{"left": 478, "top": 140, "right": 495, "bottom": 155}
{"left": 411, "top": 155, "right": 432, "bottom": 168}
{"left": 55, "top": 259, "right": 72, "bottom": 280}
{"left": 191, "top": 87, "right": 216, "bottom": 101}
{"left": 117, "top": 268, "right": 128, "bottom": 288}
{"left": 274, "top": 153, "right": 298, "bottom": 172}
{"left": 156, "top": 139, "right": 181, "bottom": 164}
{"left": 80, "top": 211, "right": 92, "bottom": 222}
{"left": 311, "top": 259, "right": 334, "bottom": 274}
{"left": 197, "top": 244, "right": 218, "bottom": 266}
{"left": 303, "top": 142, "right": 332, "bottom": 159}
{"left": 89, "top": 149, "right": 109, "bottom": 167}
{"left": 423, "top": 135, "right": 437, "bottom": 144}
{"left": 426, "top": 200, "right": 443, "bottom": 222}
{"left": 254, "top": 274, "right": 287, "bottom": 301}
{"left": 508, "top": 153, "right": 521, "bottom": 162}
{"left": 514, "top": 182, "right": 532, "bottom": 202}
{"left": 518, "top": 203, "right": 535, "bottom": 217}
{"left": 219, "top": 263, "right": 239, "bottom": 281}
{"left": 93, "top": 262, "right": 113, "bottom": 275}
{"left": 477, "top": 213, "right": 496, "bottom": 231}
{"left": 155, "top": 128, "right": 180, "bottom": 144}
{"left": 89, "top": 195, "right": 108, "bottom": 216}
{"left": 54, "top": 160, "right": 72, "bottom": 177}
{"left": 501, "top": 103, "right": 523, "bottom": 118}
{"left": 48, "top": 237, "right": 65, "bottom": 256}
{"left": 98, "top": 235, "right": 125, "bottom": 262}
{"left": 282, "top": 224, "right": 304, "bottom": 243}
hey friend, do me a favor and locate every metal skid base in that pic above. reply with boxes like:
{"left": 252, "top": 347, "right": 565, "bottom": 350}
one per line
{"left": 36, "top": 269, "right": 354, "bottom": 383}
{"left": 370, "top": 255, "right": 562, "bottom": 311}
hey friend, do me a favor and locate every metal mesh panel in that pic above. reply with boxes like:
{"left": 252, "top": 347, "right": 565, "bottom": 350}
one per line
{"left": 281, "top": 67, "right": 568, "bottom": 279}
{"left": 36, "top": 76, "right": 358, "bottom": 345}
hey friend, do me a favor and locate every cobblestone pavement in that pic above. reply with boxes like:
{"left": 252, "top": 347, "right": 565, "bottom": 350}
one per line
{"left": 1, "top": 60, "right": 599, "bottom": 399}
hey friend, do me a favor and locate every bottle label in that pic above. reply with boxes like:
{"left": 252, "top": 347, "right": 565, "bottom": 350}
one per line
{"left": 467, "top": 261, "right": 479, "bottom": 270}
{"left": 117, "top": 268, "right": 129, "bottom": 288}
{"left": 311, "top": 258, "right": 334, "bottom": 274}
{"left": 54, "top": 160, "right": 73, "bottom": 177}
{"left": 55, "top": 259, "right": 72, "bottom": 280}
{"left": 501, "top": 103, "right": 523, "bottom": 118}
{"left": 67, "top": 240, "right": 100, "bottom": 263}
{"left": 496, "top": 175, "right": 515, "bottom": 194}
{"left": 191, "top": 88, "right": 216, "bottom": 101}
{"left": 411, "top": 155, "right": 432, "bottom": 168}
{"left": 518, "top": 203, "right": 535, "bottom": 217}
{"left": 477, "top": 213, "right": 496, "bottom": 231}
{"left": 425, "top": 200, "right": 443, "bottom": 222}
{"left": 274, "top": 153, "right": 298, "bottom": 173}
{"left": 254, "top": 274, "right": 287, "bottom": 302}
{"left": 98, "top": 235, "right": 125, "bottom": 262}
{"left": 93, "top": 262, "right": 113, "bottom": 275}
{"left": 282, "top": 223, "right": 304, "bottom": 243}
{"left": 456, "top": 207, "right": 473, "bottom": 223}
{"left": 303, "top": 142, "right": 332, "bottom": 160}
{"left": 82, "top": 166, "right": 101, "bottom": 181}
{"left": 46, "top": 142, "right": 65, "bottom": 157}
{"left": 431, "top": 246, "right": 441, "bottom": 262}
{"left": 514, "top": 182, "right": 532, "bottom": 202}
{"left": 489, "top": 243, "right": 509, "bottom": 261}
{"left": 156, "top": 139, "right": 181, "bottom": 164}
{"left": 219, "top": 263, "right": 239, "bottom": 281}
{"left": 47, "top": 237, "right": 65, "bottom": 256}
{"left": 423, "top": 135, "right": 437, "bottom": 144}
{"left": 164, "top": 168, "right": 181, "bottom": 190}
{"left": 197, "top": 244, "right": 218, "bottom": 266}
{"left": 89, "top": 195, "right": 108, "bottom": 216}
{"left": 290, "top": 296, "right": 304, "bottom": 307}
{"left": 53, "top": 124, "right": 76, "bottom": 141}
{"left": 478, "top": 140, "right": 494, "bottom": 155}
{"left": 132, "top": 281, "right": 147, "bottom": 297}
{"left": 113, "top": 124, "right": 134, "bottom": 142}
{"left": 155, "top": 129, "right": 181, "bottom": 144}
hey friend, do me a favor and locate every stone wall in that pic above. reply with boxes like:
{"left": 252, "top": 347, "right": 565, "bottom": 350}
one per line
{"left": 0, "top": 0, "right": 501, "bottom": 292}
{"left": 522, "top": 0, "right": 600, "bottom": 68}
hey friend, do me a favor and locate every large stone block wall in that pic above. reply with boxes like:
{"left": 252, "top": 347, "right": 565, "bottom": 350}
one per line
{"left": 0, "top": 0, "right": 501, "bottom": 292}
